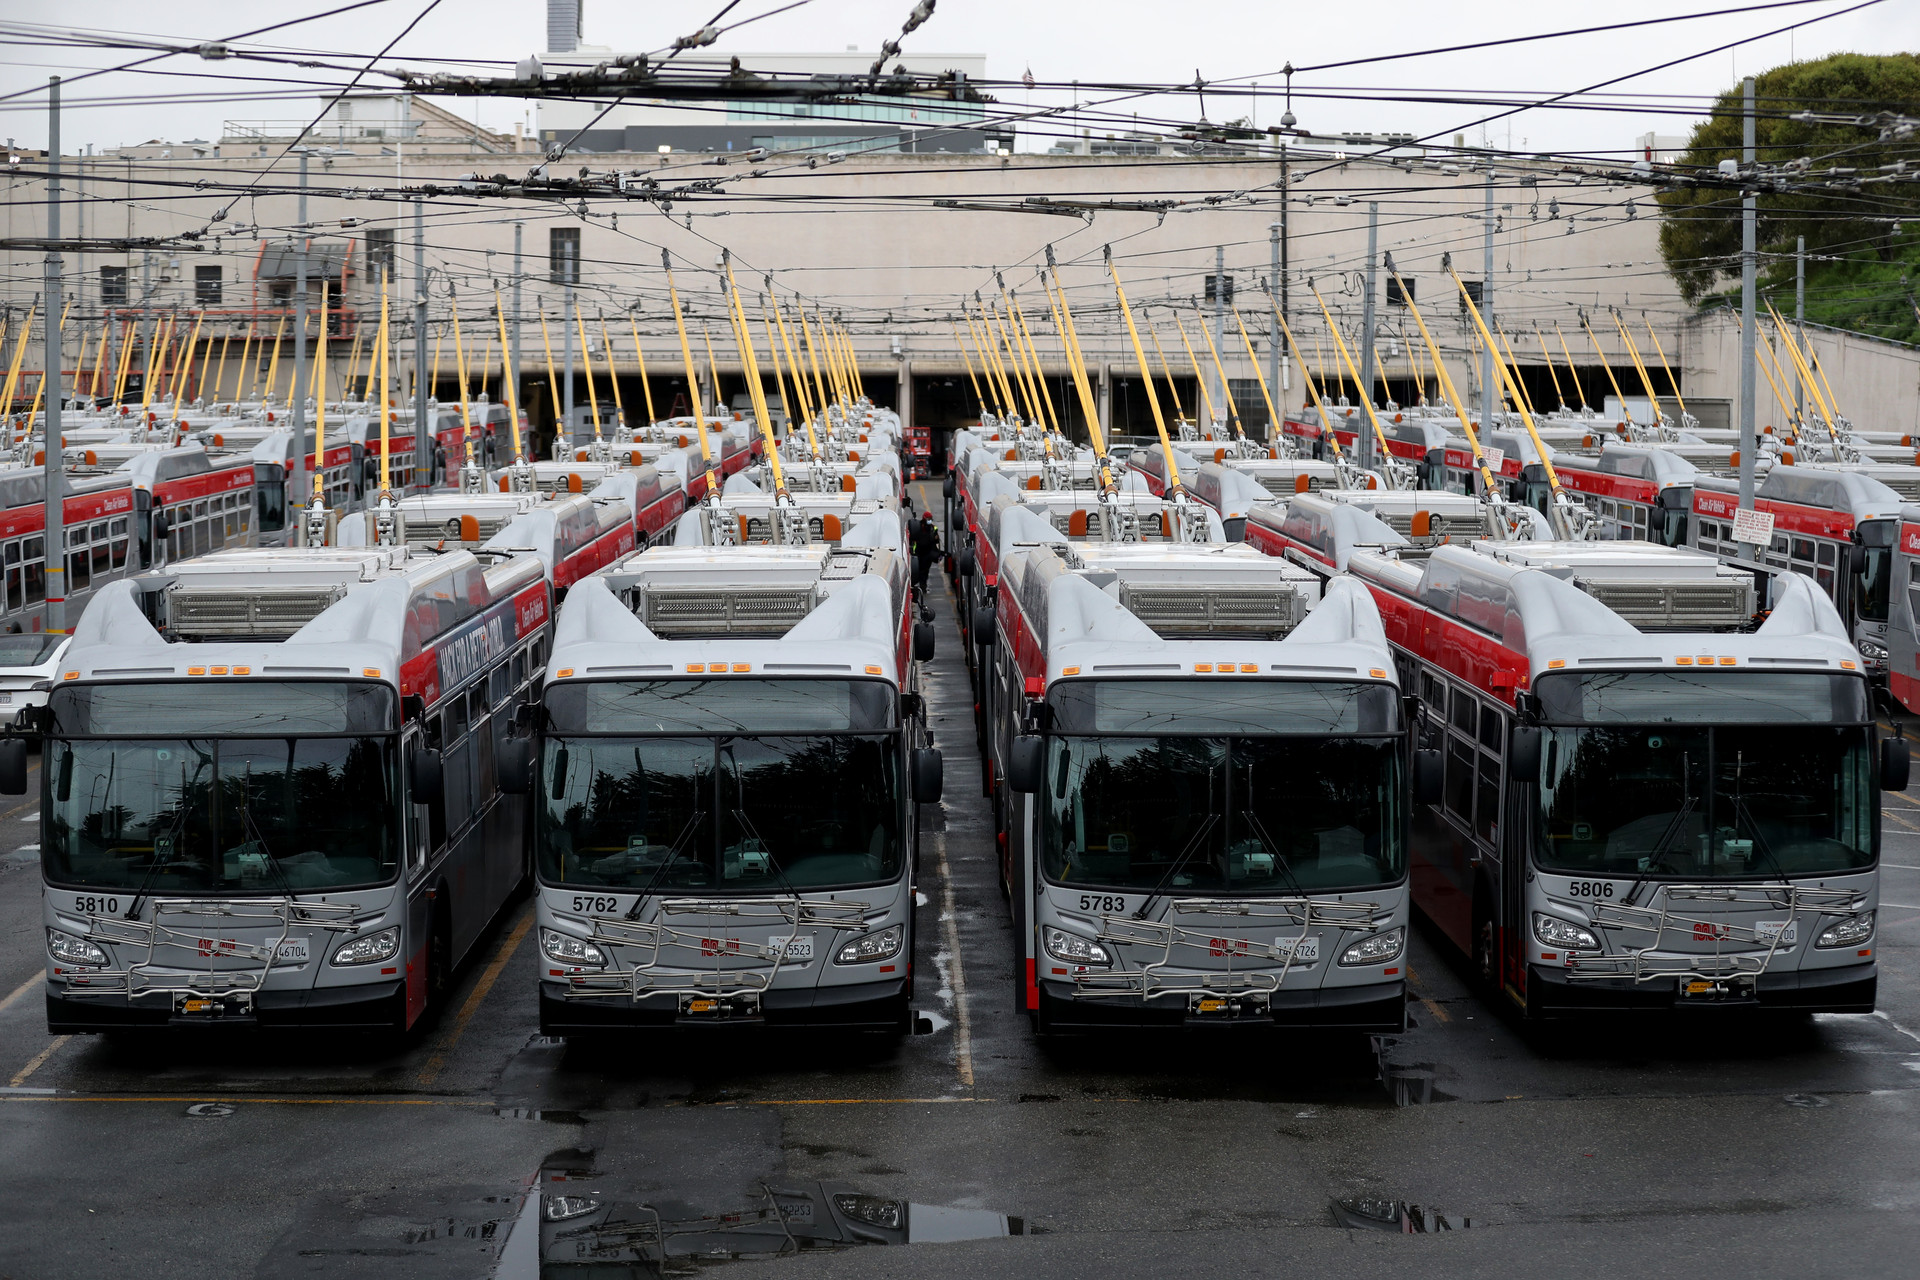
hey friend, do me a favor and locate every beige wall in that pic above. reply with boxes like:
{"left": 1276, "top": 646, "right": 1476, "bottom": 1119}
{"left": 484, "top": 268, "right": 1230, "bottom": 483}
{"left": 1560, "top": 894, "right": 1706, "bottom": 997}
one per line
{"left": 1, "top": 143, "right": 1705, "bottom": 421}
{"left": 1683, "top": 310, "right": 1920, "bottom": 436}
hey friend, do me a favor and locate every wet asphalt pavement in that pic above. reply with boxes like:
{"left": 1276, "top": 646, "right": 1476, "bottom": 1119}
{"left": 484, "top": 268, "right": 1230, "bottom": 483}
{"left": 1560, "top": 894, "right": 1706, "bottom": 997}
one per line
{"left": 2, "top": 480, "right": 1919, "bottom": 1278}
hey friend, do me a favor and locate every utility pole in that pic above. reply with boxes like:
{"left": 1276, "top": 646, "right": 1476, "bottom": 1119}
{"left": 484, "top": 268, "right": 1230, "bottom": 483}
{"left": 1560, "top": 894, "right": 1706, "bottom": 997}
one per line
{"left": 1737, "top": 76, "right": 1758, "bottom": 554}
{"left": 1279, "top": 148, "right": 1290, "bottom": 405}
{"left": 1794, "top": 234, "right": 1806, "bottom": 426}
{"left": 1481, "top": 166, "right": 1495, "bottom": 431}
{"left": 291, "top": 149, "right": 309, "bottom": 514}
{"left": 511, "top": 221, "right": 523, "bottom": 416}
{"left": 1267, "top": 220, "right": 1281, "bottom": 435}
{"left": 44, "top": 76, "right": 65, "bottom": 634}
{"left": 1359, "top": 200, "right": 1380, "bottom": 471}
{"left": 413, "top": 198, "right": 428, "bottom": 491}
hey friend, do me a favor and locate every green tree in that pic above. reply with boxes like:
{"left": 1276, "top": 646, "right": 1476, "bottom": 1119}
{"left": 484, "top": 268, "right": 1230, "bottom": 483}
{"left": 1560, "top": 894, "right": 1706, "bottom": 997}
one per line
{"left": 1657, "top": 53, "right": 1920, "bottom": 339}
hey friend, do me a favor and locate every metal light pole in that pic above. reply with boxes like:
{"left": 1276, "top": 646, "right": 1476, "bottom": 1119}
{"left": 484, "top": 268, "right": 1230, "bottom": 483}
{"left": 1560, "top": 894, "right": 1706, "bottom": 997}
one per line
{"left": 1359, "top": 200, "right": 1380, "bottom": 470}
{"left": 291, "top": 149, "right": 309, "bottom": 511}
{"left": 511, "top": 221, "right": 523, "bottom": 410}
{"left": 1737, "top": 76, "right": 1758, "bottom": 548}
{"left": 1794, "top": 233, "right": 1806, "bottom": 425}
{"left": 44, "top": 76, "right": 65, "bottom": 634}
{"left": 413, "top": 198, "right": 428, "bottom": 490}
{"left": 1480, "top": 167, "right": 1495, "bottom": 429}
{"left": 563, "top": 284, "right": 576, "bottom": 453}
{"left": 1212, "top": 244, "right": 1227, "bottom": 422}
{"left": 1267, "top": 221, "right": 1281, "bottom": 431}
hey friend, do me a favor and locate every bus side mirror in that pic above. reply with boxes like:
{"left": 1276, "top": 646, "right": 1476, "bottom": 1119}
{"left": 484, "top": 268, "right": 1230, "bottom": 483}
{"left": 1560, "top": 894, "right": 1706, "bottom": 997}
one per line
{"left": 498, "top": 736, "right": 532, "bottom": 795}
{"left": 914, "top": 621, "right": 936, "bottom": 662}
{"left": 1413, "top": 748, "right": 1443, "bottom": 806}
{"left": 1009, "top": 736, "right": 1044, "bottom": 794}
{"left": 957, "top": 546, "right": 975, "bottom": 579}
{"left": 973, "top": 617, "right": 995, "bottom": 650}
{"left": 1882, "top": 737, "right": 1909, "bottom": 793}
{"left": 408, "top": 744, "right": 444, "bottom": 807}
{"left": 1509, "top": 726, "right": 1543, "bottom": 781}
{"left": 943, "top": 473, "right": 956, "bottom": 498}
{"left": 0, "top": 739, "right": 26, "bottom": 795}
{"left": 911, "top": 747, "right": 943, "bottom": 803}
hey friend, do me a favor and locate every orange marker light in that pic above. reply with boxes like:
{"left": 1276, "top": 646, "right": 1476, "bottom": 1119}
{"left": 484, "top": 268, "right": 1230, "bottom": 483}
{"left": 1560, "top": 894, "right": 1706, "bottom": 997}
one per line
{"left": 188, "top": 666, "right": 207, "bottom": 676}
{"left": 362, "top": 667, "right": 382, "bottom": 678}
{"left": 556, "top": 667, "right": 575, "bottom": 678}
{"left": 1194, "top": 663, "right": 1213, "bottom": 673}
{"left": 1061, "top": 666, "right": 1080, "bottom": 676}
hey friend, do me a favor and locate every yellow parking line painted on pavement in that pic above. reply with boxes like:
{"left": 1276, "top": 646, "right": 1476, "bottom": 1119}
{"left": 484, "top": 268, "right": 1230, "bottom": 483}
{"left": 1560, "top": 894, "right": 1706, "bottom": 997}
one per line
{"left": 9, "top": 1036, "right": 70, "bottom": 1087}
{"left": 738, "top": 1097, "right": 994, "bottom": 1106}
{"left": 0, "top": 972, "right": 42, "bottom": 1014}
{"left": 1405, "top": 965, "right": 1451, "bottom": 1024}
{"left": 412, "top": 903, "right": 534, "bottom": 1090}
{"left": 1883, "top": 808, "right": 1920, "bottom": 833}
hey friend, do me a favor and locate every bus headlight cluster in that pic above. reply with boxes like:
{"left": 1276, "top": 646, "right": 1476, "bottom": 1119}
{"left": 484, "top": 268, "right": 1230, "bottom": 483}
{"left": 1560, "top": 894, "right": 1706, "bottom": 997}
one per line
{"left": 1532, "top": 913, "right": 1599, "bottom": 951}
{"left": 332, "top": 927, "right": 400, "bottom": 967}
{"left": 1044, "top": 927, "right": 1111, "bottom": 967}
{"left": 1339, "top": 927, "right": 1406, "bottom": 967}
{"left": 540, "top": 928, "right": 607, "bottom": 968}
{"left": 835, "top": 925, "right": 903, "bottom": 965}
{"left": 1816, "top": 912, "right": 1874, "bottom": 949}
{"left": 47, "top": 929, "right": 107, "bottom": 968}
{"left": 1857, "top": 640, "right": 1889, "bottom": 663}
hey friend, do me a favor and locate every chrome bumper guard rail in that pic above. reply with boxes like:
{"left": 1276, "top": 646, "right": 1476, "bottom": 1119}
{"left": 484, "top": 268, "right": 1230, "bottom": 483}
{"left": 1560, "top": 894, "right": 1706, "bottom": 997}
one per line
{"left": 1074, "top": 897, "right": 1388, "bottom": 1001}
{"left": 1564, "top": 884, "right": 1868, "bottom": 984}
{"left": 565, "top": 896, "right": 870, "bottom": 1002}
{"left": 69, "top": 897, "right": 359, "bottom": 1001}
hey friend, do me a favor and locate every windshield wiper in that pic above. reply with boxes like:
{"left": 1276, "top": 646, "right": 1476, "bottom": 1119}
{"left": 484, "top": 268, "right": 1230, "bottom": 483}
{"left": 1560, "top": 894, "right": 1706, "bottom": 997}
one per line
{"left": 124, "top": 749, "right": 211, "bottom": 920}
{"left": 625, "top": 807, "right": 710, "bottom": 916}
{"left": 1131, "top": 814, "right": 1221, "bottom": 920}
{"left": 1237, "top": 809, "right": 1309, "bottom": 899}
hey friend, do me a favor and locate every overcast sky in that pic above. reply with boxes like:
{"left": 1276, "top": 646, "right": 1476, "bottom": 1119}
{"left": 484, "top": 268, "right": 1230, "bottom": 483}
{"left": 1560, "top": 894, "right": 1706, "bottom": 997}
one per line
{"left": 1, "top": 0, "right": 1912, "bottom": 156}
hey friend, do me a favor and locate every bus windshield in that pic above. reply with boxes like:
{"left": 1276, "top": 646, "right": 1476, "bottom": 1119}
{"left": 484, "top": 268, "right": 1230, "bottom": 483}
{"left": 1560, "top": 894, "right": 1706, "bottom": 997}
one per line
{"left": 43, "top": 736, "right": 401, "bottom": 893}
{"left": 1041, "top": 736, "right": 1403, "bottom": 894}
{"left": 1857, "top": 518, "right": 1895, "bottom": 623}
{"left": 537, "top": 735, "right": 902, "bottom": 892}
{"left": 1535, "top": 724, "right": 1873, "bottom": 878}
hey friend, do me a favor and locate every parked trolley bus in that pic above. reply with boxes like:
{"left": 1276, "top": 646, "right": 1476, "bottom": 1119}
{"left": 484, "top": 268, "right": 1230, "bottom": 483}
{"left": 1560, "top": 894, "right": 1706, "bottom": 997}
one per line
{"left": 1346, "top": 538, "right": 1893, "bottom": 1017}
{"left": 521, "top": 510, "right": 940, "bottom": 1034}
{"left": 8, "top": 540, "right": 552, "bottom": 1032}
{"left": 984, "top": 498, "right": 1417, "bottom": 1033}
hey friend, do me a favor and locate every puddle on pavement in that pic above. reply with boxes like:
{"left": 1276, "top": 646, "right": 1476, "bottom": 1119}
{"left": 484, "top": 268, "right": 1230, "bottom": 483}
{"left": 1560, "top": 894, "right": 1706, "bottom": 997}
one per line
{"left": 1331, "top": 1196, "right": 1472, "bottom": 1232}
{"left": 1371, "top": 1036, "right": 1456, "bottom": 1107}
{"left": 486, "top": 1147, "right": 1021, "bottom": 1276}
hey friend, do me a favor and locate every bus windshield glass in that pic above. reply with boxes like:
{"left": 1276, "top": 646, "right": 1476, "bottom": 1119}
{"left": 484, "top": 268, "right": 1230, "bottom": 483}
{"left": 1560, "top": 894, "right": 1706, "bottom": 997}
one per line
{"left": 1047, "top": 679, "right": 1399, "bottom": 734}
{"left": 44, "top": 736, "right": 400, "bottom": 893}
{"left": 538, "top": 736, "right": 901, "bottom": 892}
{"left": 1858, "top": 518, "right": 1895, "bottom": 623}
{"left": 1041, "top": 736, "right": 1403, "bottom": 893}
{"left": 1534, "top": 724, "right": 1873, "bottom": 878}
{"left": 1533, "top": 671, "right": 1869, "bottom": 725}
{"left": 545, "top": 678, "right": 894, "bottom": 733}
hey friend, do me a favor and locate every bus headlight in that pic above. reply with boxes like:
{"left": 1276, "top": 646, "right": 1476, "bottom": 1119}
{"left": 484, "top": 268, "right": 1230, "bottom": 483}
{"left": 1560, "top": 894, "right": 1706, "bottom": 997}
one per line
{"left": 332, "top": 927, "right": 400, "bottom": 966}
{"left": 540, "top": 928, "right": 607, "bottom": 968}
{"left": 1532, "top": 913, "right": 1599, "bottom": 951}
{"left": 835, "top": 925, "right": 903, "bottom": 965}
{"left": 1339, "top": 927, "right": 1406, "bottom": 967}
{"left": 1044, "top": 927, "right": 1111, "bottom": 967}
{"left": 1815, "top": 912, "right": 1875, "bottom": 949}
{"left": 1858, "top": 639, "right": 1889, "bottom": 663}
{"left": 47, "top": 929, "right": 107, "bottom": 968}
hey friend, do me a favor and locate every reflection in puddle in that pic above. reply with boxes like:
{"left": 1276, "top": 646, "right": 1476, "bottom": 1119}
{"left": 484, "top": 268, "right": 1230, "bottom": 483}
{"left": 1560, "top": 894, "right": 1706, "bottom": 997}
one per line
{"left": 1331, "top": 1196, "right": 1472, "bottom": 1233}
{"left": 492, "top": 1150, "right": 1021, "bottom": 1276}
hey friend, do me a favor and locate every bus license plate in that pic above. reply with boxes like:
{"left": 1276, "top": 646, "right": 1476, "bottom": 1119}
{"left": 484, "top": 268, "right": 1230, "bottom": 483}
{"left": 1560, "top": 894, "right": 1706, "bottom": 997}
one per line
{"left": 1755, "top": 921, "right": 1798, "bottom": 947}
{"left": 1681, "top": 977, "right": 1753, "bottom": 1001}
{"left": 1275, "top": 937, "right": 1320, "bottom": 962}
{"left": 275, "top": 939, "right": 310, "bottom": 963}
{"left": 770, "top": 936, "right": 813, "bottom": 961}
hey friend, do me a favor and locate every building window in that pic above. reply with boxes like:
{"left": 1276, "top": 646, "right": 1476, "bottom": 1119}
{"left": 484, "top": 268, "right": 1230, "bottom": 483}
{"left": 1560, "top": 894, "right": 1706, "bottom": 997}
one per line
{"left": 100, "top": 265, "right": 128, "bottom": 306}
{"left": 365, "top": 228, "right": 396, "bottom": 279}
{"left": 195, "top": 264, "right": 222, "bottom": 305}
{"left": 550, "top": 227, "right": 580, "bottom": 284}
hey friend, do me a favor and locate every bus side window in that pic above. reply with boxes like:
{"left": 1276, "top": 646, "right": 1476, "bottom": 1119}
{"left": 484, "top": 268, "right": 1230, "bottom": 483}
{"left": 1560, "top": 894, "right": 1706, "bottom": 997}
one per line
{"left": 109, "top": 518, "right": 128, "bottom": 571}
{"left": 66, "top": 527, "right": 90, "bottom": 593}
{"left": 23, "top": 537, "right": 44, "bottom": 605}
{"left": 89, "top": 523, "right": 110, "bottom": 579}
{"left": 1476, "top": 705, "right": 1503, "bottom": 844}
{"left": 489, "top": 664, "right": 510, "bottom": 709}
{"left": 471, "top": 684, "right": 495, "bottom": 797}
{"left": 3, "top": 540, "right": 18, "bottom": 612}
{"left": 511, "top": 650, "right": 527, "bottom": 693}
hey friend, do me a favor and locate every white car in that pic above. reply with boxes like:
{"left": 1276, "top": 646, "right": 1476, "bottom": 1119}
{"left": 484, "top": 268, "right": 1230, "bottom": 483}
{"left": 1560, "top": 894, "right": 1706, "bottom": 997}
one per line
{"left": 0, "top": 633, "right": 71, "bottom": 732}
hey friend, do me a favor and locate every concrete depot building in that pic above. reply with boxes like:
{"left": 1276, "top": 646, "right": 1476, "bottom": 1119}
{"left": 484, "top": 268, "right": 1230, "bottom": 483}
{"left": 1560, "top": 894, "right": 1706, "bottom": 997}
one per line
{"left": 5, "top": 94, "right": 1915, "bottom": 464}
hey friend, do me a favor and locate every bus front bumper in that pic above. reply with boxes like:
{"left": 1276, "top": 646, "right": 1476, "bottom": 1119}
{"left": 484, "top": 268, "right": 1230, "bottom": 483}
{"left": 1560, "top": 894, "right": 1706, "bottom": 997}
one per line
{"left": 1526, "top": 960, "right": 1876, "bottom": 1016}
{"left": 1037, "top": 977, "right": 1406, "bottom": 1033}
{"left": 45, "top": 978, "right": 406, "bottom": 1032}
{"left": 538, "top": 977, "right": 909, "bottom": 1035}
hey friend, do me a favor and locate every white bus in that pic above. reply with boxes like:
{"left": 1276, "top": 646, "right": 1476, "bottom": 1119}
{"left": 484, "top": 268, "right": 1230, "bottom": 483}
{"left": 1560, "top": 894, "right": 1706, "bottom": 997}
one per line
{"left": 8, "top": 541, "right": 551, "bottom": 1033}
